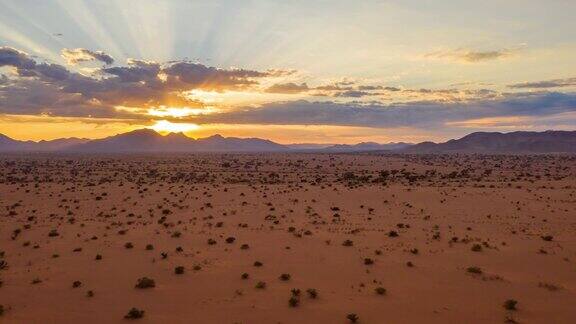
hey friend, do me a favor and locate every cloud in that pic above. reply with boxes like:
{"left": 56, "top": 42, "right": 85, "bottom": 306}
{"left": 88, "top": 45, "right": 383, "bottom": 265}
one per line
{"left": 265, "top": 82, "right": 309, "bottom": 94}
{"left": 61, "top": 48, "right": 114, "bottom": 65}
{"left": 162, "top": 62, "right": 274, "bottom": 91}
{"left": 0, "top": 47, "right": 36, "bottom": 69}
{"left": 2, "top": 45, "right": 574, "bottom": 134}
{"left": 0, "top": 47, "right": 71, "bottom": 81}
{"left": 508, "top": 77, "right": 576, "bottom": 89}
{"left": 182, "top": 92, "right": 576, "bottom": 128}
{"left": 334, "top": 90, "right": 374, "bottom": 97}
{"left": 0, "top": 46, "right": 289, "bottom": 119}
{"left": 426, "top": 48, "right": 514, "bottom": 63}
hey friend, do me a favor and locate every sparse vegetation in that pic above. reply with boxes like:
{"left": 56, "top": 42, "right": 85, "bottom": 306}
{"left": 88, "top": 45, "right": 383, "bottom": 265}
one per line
{"left": 135, "top": 277, "right": 155, "bottom": 289}
{"left": 467, "top": 266, "right": 483, "bottom": 274}
{"left": 124, "top": 308, "right": 144, "bottom": 319}
{"left": 503, "top": 299, "right": 518, "bottom": 311}
{"left": 306, "top": 288, "right": 318, "bottom": 299}
{"left": 347, "top": 313, "right": 359, "bottom": 323}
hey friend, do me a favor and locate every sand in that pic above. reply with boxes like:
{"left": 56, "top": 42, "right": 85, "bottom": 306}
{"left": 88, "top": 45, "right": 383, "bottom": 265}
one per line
{"left": 0, "top": 153, "right": 575, "bottom": 323}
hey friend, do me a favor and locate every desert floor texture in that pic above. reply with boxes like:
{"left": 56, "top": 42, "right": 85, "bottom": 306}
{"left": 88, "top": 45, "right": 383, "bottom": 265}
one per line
{"left": 0, "top": 153, "right": 575, "bottom": 324}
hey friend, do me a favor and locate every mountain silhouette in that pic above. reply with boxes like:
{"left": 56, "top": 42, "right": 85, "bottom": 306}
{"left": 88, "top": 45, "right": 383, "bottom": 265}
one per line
{"left": 1, "top": 129, "right": 575, "bottom": 153}
{"left": 63, "top": 129, "right": 289, "bottom": 152}
{"left": 405, "top": 130, "right": 576, "bottom": 153}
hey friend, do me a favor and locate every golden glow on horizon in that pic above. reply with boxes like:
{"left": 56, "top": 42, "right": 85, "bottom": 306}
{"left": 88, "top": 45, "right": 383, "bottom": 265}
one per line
{"left": 148, "top": 106, "right": 218, "bottom": 118}
{"left": 184, "top": 89, "right": 305, "bottom": 107}
{"left": 149, "top": 120, "right": 200, "bottom": 134}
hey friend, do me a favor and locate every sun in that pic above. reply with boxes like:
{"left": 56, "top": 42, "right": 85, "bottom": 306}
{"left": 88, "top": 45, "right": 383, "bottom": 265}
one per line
{"left": 149, "top": 120, "right": 200, "bottom": 134}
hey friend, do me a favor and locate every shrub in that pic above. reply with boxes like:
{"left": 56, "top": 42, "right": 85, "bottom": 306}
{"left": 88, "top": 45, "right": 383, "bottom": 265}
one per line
{"left": 174, "top": 266, "right": 185, "bottom": 275}
{"left": 255, "top": 281, "right": 266, "bottom": 289}
{"left": 471, "top": 244, "right": 482, "bottom": 252}
{"left": 503, "top": 299, "right": 518, "bottom": 311}
{"left": 124, "top": 307, "right": 144, "bottom": 319}
{"left": 375, "top": 287, "right": 386, "bottom": 295}
{"left": 541, "top": 235, "right": 553, "bottom": 241}
{"left": 279, "top": 273, "right": 291, "bottom": 281}
{"left": 467, "top": 266, "right": 482, "bottom": 274}
{"left": 135, "top": 277, "right": 155, "bottom": 289}
{"left": 306, "top": 288, "right": 318, "bottom": 299}
{"left": 72, "top": 281, "right": 82, "bottom": 288}
{"left": 347, "top": 313, "right": 359, "bottom": 323}
{"left": 288, "top": 296, "right": 299, "bottom": 307}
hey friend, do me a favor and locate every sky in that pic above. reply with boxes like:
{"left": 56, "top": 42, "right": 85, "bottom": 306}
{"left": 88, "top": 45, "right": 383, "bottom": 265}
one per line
{"left": 0, "top": 0, "right": 575, "bottom": 144}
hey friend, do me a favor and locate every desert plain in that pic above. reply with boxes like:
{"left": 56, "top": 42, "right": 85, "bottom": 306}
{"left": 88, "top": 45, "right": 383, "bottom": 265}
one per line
{"left": 0, "top": 153, "right": 575, "bottom": 323}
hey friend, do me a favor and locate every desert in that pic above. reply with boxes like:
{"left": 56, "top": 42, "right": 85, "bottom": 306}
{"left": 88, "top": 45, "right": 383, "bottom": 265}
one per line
{"left": 1, "top": 152, "right": 575, "bottom": 323}
{"left": 1, "top": 1, "right": 576, "bottom": 323}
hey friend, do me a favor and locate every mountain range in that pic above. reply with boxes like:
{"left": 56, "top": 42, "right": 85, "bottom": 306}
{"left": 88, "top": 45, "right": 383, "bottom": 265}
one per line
{"left": 0, "top": 129, "right": 575, "bottom": 153}
{"left": 404, "top": 130, "right": 576, "bottom": 153}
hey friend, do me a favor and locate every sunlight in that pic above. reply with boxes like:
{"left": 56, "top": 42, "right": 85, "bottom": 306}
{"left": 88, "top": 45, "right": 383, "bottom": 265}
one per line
{"left": 149, "top": 120, "right": 200, "bottom": 134}
{"left": 185, "top": 89, "right": 304, "bottom": 107}
{"left": 147, "top": 106, "right": 218, "bottom": 118}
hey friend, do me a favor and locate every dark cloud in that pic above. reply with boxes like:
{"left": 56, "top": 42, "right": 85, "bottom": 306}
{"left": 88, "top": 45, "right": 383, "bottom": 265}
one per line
{"left": 508, "top": 77, "right": 576, "bottom": 89}
{"left": 0, "top": 47, "right": 36, "bottom": 69}
{"left": 265, "top": 82, "right": 309, "bottom": 94}
{"left": 0, "top": 47, "right": 71, "bottom": 81}
{"left": 0, "top": 46, "right": 284, "bottom": 119}
{"left": 102, "top": 59, "right": 161, "bottom": 82}
{"left": 184, "top": 92, "right": 576, "bottom": 128}
{"left": 162, "top": 62, "right": 275, "bottom": 91}
{"left": 0, "top": 78, "right": 129, "bottom": 119}
{"left": 61, "top": 48, "right": 114, "bottom": 65}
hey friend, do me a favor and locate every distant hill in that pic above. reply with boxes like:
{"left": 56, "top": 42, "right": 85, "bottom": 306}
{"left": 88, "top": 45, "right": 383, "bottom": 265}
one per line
{"left": 286, "top": 143, "right": 332, "bottom": 150}
{"left": 64, "top": 129, "right": 289, "bottom": 152}
{"left": 405, "top": 130, "right": 576, "bottom": 153}
{"left": 320, "top": 142, "right": 413, "bottom": 152}
{"left": 1, "top": 129, "right": 574, "bottom": 153}
{"left": 0, "top": 134, "right": 88, "bottom": 152}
